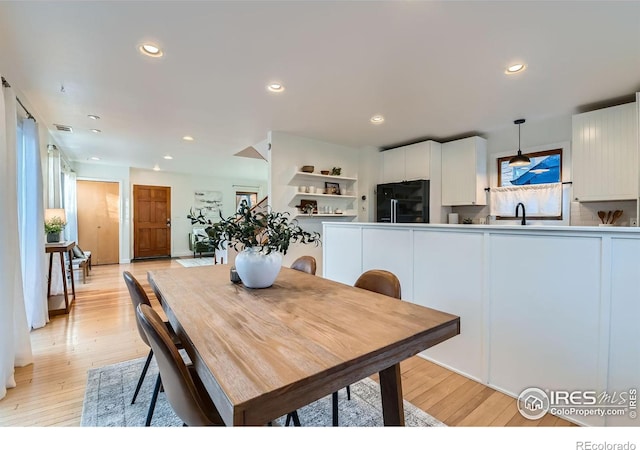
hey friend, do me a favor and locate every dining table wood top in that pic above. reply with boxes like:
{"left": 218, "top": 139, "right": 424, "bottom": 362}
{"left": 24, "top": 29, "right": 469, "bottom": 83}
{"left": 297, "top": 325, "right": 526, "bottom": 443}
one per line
{"left": 148, "top": 264, "right": 460, "bottom": 426}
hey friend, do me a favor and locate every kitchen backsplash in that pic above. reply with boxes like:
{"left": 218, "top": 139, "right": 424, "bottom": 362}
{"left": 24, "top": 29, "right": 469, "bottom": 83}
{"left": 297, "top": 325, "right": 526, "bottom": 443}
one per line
{"left": 570, "top": 200, "right": 637, "bottom": 227}
{"left": 449, "top": 205, "right": 489, "bottom": 224}
{"left": 449, "top": 200, "right": 637, "bottom": 226}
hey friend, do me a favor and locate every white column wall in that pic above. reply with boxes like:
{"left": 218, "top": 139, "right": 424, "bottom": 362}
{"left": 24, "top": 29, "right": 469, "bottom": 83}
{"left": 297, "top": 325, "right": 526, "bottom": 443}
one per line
{"left": 323, "top": 222, "right": 640, "bottom": 427}
{"left": 268, "top": 131, "right": 364, "bottom": 273}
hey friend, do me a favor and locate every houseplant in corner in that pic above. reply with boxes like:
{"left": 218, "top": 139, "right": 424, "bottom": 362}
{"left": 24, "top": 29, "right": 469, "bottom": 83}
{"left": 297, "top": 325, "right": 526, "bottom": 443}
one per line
{"left": 45, "top": 215, "right": 66, "bottom": 243}
{"left": 188, "top": 202, "right": 320, "bottom": 288}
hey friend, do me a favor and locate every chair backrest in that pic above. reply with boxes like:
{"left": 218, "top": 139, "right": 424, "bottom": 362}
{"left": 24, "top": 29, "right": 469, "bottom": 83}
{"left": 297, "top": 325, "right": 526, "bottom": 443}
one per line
{"left": 123, "top": 271, "right": 153, "bottom": 346}
{"left": 354, "top": 269, "right": 402, "bottom": 299}
{"left": 136, "top": 304, "right": 224, "bottom": 426}
{"left": 290, "top": 256, "right": 317, "bottom": 275}
{"left": 72, "top": 244, "right": 86, "bottom": 259}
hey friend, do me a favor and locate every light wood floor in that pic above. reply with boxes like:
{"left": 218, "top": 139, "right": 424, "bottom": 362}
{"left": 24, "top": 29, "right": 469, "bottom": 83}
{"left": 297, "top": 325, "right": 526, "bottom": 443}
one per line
{"left": 0, "top": 259, "right": 576, "bottom": 427}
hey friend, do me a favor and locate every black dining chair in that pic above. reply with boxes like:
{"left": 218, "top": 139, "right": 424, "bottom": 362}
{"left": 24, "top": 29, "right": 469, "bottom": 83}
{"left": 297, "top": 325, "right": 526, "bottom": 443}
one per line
{"left": 331, "top": 269, "right": 402, "bottom": 426}
{"left": 123, "top": 271, "right": 184, "bottom": 426}
{"left": 136, "top": 304, "right": 225, "bottom": 426}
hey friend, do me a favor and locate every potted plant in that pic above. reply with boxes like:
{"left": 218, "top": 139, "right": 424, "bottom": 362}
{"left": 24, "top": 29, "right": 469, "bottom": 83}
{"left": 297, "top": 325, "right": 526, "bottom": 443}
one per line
{"left": 45, "top": 215, "right": 67, "bottom": 243}
{"left": 188, "top": 202, "right": 320, "bottom": 288}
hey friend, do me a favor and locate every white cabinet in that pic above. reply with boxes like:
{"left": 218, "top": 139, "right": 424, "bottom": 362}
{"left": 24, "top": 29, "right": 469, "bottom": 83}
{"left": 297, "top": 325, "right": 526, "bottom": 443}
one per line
{"left": 322, "top": 224, "right": 363, "bottom": 285}
{"left": 361, "top": 227, "right": 414, "bottom": 300}
{"left": 607, "top": 239, "right": 640, "bottom": 426}
{"left": 380, "top": 141, "right": 432, "bottom": 183}
{"left": 413, "top": 230, "right": 484, "bottom": 381}
{"left": 572, "top": 102, "right": 638, "bottom": 201}
{"left": 441, "top": 136, "right": 487, "bottom": 206}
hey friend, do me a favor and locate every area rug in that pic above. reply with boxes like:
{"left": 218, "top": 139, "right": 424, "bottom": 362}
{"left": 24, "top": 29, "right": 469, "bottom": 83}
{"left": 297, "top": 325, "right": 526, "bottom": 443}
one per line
{"left": 80, "top": 356, "right": 445, "bottom": 427}
{"left": 175, "top": 257, "right": 215, "bottom": 268}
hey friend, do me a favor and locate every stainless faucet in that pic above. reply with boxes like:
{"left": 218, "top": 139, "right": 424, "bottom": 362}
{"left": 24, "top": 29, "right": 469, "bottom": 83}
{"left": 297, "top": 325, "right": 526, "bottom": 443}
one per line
{"left": 515, "top": 202, "right": 526, "bottom": 225}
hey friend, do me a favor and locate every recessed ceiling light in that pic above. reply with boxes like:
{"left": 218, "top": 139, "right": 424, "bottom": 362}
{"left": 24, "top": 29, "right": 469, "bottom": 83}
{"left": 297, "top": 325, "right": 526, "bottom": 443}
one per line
{"left": 88, "top": 156, "right": 100, "bottom": 161}
{"left": 87, "top": 114, "right": 100, "bottom": 120}
{"left": 139, "top": 43, "right": 163, "bottom": 58}
{"left": 182, "top": 135, "right": 194, "bottom": 141}
{"left": 91, "top": 129, "right": 101, "bottom": 133}
{"left": 370, "top": 115, "right": 385, "bottom": 124}
{"left": 267, "top": 82, "right": 285, "bottom": 93}
{"left": 153, "top": 164, "right": 160, "bottom": 171}
{"left": 163, "top": 155, "right": 173, "bottom": 160}
{"left": 505, "top": 63, "right": 526, "bottom": 74}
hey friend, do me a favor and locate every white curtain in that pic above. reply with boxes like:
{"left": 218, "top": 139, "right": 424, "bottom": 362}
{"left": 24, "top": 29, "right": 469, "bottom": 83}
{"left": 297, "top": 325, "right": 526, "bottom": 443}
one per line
{"left": 0, "top": 80, "right": 34, "bottom": 401}
{"left": 47, "top": 148, "right": 64, "bottom": 295}
{"left": 490, "top": 182, "right": 562, "bottom": 217}
{"left": 63, "top": 170, "right": 78, "bottom": 243}
{"left": 18, "top": 118, "right": 48, "bottom": 329}
{"left": 47, "top": 145, "right": 62, "bottom": 208}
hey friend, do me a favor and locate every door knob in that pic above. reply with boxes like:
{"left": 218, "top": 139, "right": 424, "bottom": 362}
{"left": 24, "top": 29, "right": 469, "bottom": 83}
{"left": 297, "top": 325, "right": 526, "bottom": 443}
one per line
{"left": 166, "top": 219, "right": 171, "bottom": 227}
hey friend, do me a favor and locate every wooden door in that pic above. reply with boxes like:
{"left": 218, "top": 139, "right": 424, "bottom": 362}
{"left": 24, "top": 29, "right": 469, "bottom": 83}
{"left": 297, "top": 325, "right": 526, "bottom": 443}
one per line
{"left": 133, "top": 185, "right": 171, "bottom": 259}
{"left": 77, "top": 180, "right": 120, "bottom": 265}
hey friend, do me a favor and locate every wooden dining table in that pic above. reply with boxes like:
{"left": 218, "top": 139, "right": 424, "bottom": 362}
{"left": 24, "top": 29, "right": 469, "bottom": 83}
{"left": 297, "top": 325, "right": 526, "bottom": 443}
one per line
{"left": 148, "top": 265, "right": 460, "bottom": 426}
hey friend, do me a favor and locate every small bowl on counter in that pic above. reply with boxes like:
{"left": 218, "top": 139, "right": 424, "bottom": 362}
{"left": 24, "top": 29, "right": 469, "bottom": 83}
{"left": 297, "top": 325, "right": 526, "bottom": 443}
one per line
{"left": 301, "top": 165, "right": 314, "bottom": 173}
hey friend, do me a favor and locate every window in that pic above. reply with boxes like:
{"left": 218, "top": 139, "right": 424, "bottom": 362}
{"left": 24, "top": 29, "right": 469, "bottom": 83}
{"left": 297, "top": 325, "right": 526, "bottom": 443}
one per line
{"left": 235, "top": 191, "right": 258, "bottom": 211}
{"left": 497, "top": 149, "right": 562, "bottom": 187}
{"left": 495, "top": 148, "right": 564, "bottom": 220}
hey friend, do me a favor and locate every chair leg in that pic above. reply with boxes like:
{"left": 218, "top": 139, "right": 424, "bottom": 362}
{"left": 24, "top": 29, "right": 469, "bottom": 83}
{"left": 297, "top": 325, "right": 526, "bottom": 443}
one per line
{"left": 332, "top": 391, "right": 339, "bottom": 426}
{"left": 145, "top": 374, "right": 162, "bottom": 427}
{"left": 131, "top": 349, "right": 153, "bottom": 404}
{"left": 346, "top": 385, "right": 351, "bottom": 401}
{"left": 284, "top": 411, "right": 301, "bottom": 427}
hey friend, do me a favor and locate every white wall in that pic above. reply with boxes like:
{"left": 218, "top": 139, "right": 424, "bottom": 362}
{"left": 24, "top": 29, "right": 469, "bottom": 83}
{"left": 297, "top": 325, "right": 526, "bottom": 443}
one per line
{"left": 356, "top": 146, "right": 379, "bottom": 223}
{"left": 130, "top": 168, "right": 267, "bottom": 258}
{"left": 485, "top": 114, "right": 572, "bottom": 156}
{"left": 268, "top": 131, "right": 366, "bottom": 273}
{"left": 73, "top": 163, "right": 267, "bottom": 261}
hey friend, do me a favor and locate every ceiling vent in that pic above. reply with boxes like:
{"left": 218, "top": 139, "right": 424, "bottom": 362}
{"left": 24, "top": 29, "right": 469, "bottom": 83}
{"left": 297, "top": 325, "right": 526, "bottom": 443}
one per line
{"left": 54, "top": 124, "right": 73, "bottom": 132}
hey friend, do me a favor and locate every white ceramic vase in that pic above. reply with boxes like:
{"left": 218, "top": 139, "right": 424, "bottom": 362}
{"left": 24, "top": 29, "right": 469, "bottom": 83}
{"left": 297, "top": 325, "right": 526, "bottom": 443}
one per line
{"left": 234, "top": 248, "right": 283, "bottom": 288}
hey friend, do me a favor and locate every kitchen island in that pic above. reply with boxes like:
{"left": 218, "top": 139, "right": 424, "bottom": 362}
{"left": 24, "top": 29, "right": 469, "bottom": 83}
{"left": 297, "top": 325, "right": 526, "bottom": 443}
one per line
{"left": 322, "top": 222, "right": 639, "bottom": 426}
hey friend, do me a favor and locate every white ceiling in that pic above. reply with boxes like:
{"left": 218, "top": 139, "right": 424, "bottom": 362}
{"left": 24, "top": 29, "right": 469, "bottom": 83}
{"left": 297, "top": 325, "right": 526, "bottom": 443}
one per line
{"left": 0, "top": 1, "right": 639, "bottom": 179}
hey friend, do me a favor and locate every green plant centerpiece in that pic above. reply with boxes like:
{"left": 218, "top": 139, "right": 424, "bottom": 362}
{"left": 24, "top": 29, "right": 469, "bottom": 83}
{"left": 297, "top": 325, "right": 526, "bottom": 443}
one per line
{"left": 188, "top": 202, "right": 320, "bottom": 288}
{"left": 45, "top": 215, "right": 67, "bottom": 243}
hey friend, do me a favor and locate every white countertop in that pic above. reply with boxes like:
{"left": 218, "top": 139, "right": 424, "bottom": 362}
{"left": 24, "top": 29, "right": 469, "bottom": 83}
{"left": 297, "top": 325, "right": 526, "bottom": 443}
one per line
{"left": 324, "top": 221, "right": 640, "bottom": 234}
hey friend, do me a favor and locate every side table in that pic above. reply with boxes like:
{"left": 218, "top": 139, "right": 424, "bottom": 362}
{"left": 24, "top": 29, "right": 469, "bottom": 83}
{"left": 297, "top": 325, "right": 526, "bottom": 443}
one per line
{"left": 46, "top": 240, "right": 76, "bottom": 315}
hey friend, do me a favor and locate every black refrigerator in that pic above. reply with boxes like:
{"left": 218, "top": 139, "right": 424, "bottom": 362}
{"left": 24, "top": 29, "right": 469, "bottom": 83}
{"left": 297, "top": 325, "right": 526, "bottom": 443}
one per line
{"left": 376, "top": 180, "right": 429, "bottom": 223}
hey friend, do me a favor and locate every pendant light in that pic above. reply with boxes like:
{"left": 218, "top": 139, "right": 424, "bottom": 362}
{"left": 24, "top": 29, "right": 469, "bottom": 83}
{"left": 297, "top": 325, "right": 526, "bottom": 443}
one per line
{"left": 508, "top": 119, "right": 530, "bottom": 167}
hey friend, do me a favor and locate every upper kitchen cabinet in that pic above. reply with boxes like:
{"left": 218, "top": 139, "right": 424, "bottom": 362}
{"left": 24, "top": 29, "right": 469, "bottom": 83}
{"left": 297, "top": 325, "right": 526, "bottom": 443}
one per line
{"left": 572, "top": 102, "right": 638, "bottom": 202}
{"left": 380, "top": 141, "right": 434, "bottom": 183}
{"left": 441, "top": 136, "right": 487, "bottom": 206}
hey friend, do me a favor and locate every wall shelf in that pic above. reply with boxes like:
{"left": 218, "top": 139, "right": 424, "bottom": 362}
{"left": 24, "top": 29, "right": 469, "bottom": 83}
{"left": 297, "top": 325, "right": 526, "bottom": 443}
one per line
{"left": 295, "top": 214, "right": 357, "bottom": 218}
{"left": 291, "top": 169, "right": 358, "bottom": 222}
{"left": 292, "top": 171, "right": 357, "bottom": 183}
{"left": 294, "top": 192, "right": 357, "bottom": 199}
